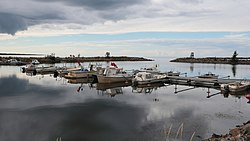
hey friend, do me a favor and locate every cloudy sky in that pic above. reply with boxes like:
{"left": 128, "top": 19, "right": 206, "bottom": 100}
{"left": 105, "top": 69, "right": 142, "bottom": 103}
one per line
{"left": 0, "top": 0, "right": 250, "bottom": 57}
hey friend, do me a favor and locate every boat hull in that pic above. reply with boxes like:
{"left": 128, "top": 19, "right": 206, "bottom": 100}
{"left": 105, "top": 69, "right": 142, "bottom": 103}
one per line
{"left": 67, "top": 78, "right": 95, "bottom": 84}
{"left": 36, "top": 67, "right": 59, "bottom": 74}
{"left": 133, "top": 78, "right": 166, "bottom": 85}
{"left": 64, "top": 71, "right": 97, "bottom": 79}
{"left": 229, "top": 85, "right": 249, "bottom": 92}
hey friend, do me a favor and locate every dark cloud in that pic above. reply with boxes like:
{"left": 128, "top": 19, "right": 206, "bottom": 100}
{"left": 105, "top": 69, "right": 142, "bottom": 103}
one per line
{"left": 0, "top": 0, "right": 214, "bottom": 35}
{"left": 0, "top": 7, "right": 66, "bottom": 35}
{"left": 0, "top": 13, "right": 27, "bottom": 35}
{"left": 0, "top": 0, "right": 147, "bottom": 35}
{"left": 35, "top": 0, "right": 146, "bottom": 10}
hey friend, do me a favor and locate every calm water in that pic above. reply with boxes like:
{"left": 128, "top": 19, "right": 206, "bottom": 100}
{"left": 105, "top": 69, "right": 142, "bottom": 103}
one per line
{"left": 0, "top": 57, "right": 250, "bottom": 141}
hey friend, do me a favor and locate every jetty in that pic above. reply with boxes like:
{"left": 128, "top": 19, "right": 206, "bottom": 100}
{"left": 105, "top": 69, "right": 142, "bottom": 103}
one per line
{"left": 170, "top": 57, "right": 250, "bottom": 65}
{"left": 170, "top": 51, "right": 250, "bottom": 65}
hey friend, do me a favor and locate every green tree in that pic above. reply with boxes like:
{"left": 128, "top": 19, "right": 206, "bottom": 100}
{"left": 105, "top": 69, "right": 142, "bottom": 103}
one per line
{"left": 105, "top": 52, "right": 110, "bottom": 58}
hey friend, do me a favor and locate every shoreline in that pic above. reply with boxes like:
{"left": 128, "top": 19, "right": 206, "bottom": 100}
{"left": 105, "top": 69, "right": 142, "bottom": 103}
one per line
{"left": 203, "top": 120, "right": 250, "bottom": 141}
{"left": 0, "top": 56, "right": 153, "bottom": 65}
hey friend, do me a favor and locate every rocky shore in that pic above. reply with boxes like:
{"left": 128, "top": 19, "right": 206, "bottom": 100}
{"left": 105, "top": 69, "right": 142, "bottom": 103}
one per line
{"left": 170, "top": 57, "right": 250, "bottom": 65}
{"left": 0, "top": 56, "right": 153, "bottom": 65}
{"left": 203, "top": 121, "right": 250, "bottom": 141}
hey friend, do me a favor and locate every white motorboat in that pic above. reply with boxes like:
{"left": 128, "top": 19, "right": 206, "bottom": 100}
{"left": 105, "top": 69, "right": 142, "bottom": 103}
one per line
{"left": 228, "top": 81, "right": 250, "bottom": 92}
{"left": 166, "top": 71, "right": 180, "bottom": 76}
{"left": 31, "top": 59, "right": 40, "bottom": 65}
{"left": 64, "top": 64, "right": 103, "bottom": 79}
{"left": 221, "top": 81, "right": 250, "bottom": 92}
{"left": 64, "top": 70, "right": 97, "bottom": 79}
{"left": 96, "top": 63, "right": 133, "bottom": 84}
{"left": 132, "top": 71, "right": 167, "bottom": 85}
{"left": 198, "top": 72, "right": 218, "bottom": 79}
{"left": 54, "top": 67, "right": 82, "bottom": 77}
{"left": 35, "top": 66, "right": 61, "bottom": 74}
{"left": 139, "top": 64, "right": 160, "bottom": 73}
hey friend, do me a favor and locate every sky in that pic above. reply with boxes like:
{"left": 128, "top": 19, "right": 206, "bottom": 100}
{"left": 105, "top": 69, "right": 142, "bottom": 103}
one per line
{"left": 0, "top": 0, "right": 250, "bottom": 58}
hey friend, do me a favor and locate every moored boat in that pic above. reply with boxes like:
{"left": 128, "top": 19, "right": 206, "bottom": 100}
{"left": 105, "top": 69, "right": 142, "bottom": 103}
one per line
{"left": 228, "top": 81, "right": 250, "bottom": 92}
{"left": 31, "top": 59, "right": 40, "bottom": 65}
{"left": 166, "top": 71, "right": 180, "bottom": 76}
{"left": 54, "top": 67, "right": 81, "bottom": 77}
{"left": 22, "top": 64, "right": 54, "bottom": 75}
{"left": 64, "top": 70, "right": 97, "bottom": 79}
{"left": 221, "top": 81, "right": 250, "bottom": 92}
{"left": 198, "top": 72, "right": 218, "bottom": 79}
{"left": 34, "top": 66, "right": 61, "bottom": 75}
{"left": 139, "top": 64, "right": 160, "bottom": 73}
{"left": 132, "top": 71, "right": 167, "bottom": 85}
{"left": 64, "top": 64, "right": 103, "bottom": 79}
{"left": 96, "top": 63, "right": 133, "bottom": 84}
{"left": 22, "top": 64, "right": 36, "bottom": 73}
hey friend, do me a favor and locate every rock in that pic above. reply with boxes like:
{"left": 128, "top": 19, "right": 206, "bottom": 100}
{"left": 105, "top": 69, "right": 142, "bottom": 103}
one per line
{"left": 229, "top": 128, "right": 240, "bottom": 137}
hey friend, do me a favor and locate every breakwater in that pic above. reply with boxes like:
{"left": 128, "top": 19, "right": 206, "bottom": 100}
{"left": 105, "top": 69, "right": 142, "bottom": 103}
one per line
{"left": 170, "top": 57, "right": 250, "bottom": 65}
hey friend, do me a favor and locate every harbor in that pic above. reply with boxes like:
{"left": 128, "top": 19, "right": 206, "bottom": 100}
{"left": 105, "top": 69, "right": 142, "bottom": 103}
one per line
{"left": 1, "top": 0, "right": 250, "bottom": 140}
{"left": 1, "top": 57, "right": 250, "bottom": 141}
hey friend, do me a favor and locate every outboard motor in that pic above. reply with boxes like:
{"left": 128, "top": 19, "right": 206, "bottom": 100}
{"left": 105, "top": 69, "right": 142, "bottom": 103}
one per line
{"left": 90, "top": 65, "right": 94, "bottom": 71}
{"left": 21, "top": 67, "right": 26, "bottom": 73}
{"left": 33, "top": 69, "right": 37, "bottom": 76}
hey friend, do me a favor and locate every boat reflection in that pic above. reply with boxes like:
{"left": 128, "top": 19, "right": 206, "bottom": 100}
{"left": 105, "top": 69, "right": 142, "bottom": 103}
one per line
{"left": 220, "top": 88, "right": 250, "bottom": 103}
{"left": 132, "top": 82, "right": 165, "bottom": 94}
{"left": 228, "top": 89, "right": 250, "bottom": 96}
{"left": 96, "top": 82, "right": 132, "bottom": 90}
{"left": 96, "top": 82, "right": 132, "bottom": 97}
{"left": 66, "top": 78, "right": 96, "bottom": 92}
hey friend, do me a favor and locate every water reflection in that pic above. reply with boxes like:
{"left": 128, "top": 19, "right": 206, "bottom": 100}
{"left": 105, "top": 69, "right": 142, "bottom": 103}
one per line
{"left": 96, "top": 82, "right": 131, "bottom": 97}
{"left": 186, "top": 62, "right": 242, "bottom": 79}
{"left": 67, "top": 78, "right": 95, "bottom": 92}
{"left": 0, "top": 99, "right": 147, "bottom": 141}
{"left": 1, "top": 61, "right": 250, "bottom": 141}
{"left": 190, "top": 63, "right": 194, "bottom": 72}
{"left": 232, "top": 65, "right": 237, "bottom": 77}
